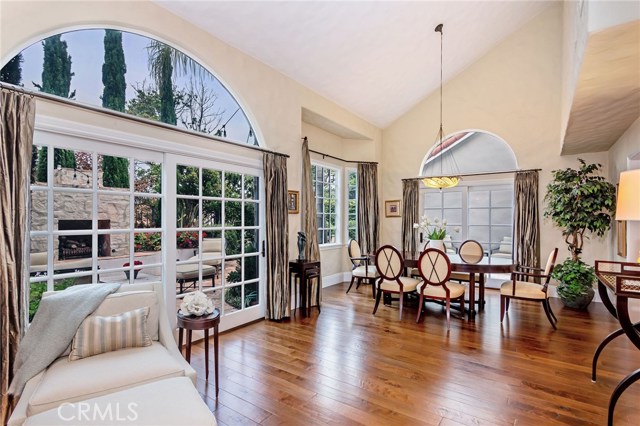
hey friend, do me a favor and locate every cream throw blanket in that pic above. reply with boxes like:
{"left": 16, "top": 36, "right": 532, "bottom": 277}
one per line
{"left": 8, "top": 282, "right": 120, "bottom": 396}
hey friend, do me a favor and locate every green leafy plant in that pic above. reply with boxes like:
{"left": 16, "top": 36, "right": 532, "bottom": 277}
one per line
{"left": 134, "top": 232, "right": 161, "bottom": 251}
{"left": 552, "top": 258, "right": 596, "bottom": 300}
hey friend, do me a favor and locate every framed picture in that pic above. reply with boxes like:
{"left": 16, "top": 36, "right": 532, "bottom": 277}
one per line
{"left": 288, "top": 190, "right": 299, "bottom": 214}
{"left": 616, "top": 220, "right": 627, "bottom": 257}
{"left": 385, "top": 200, "right": 401, "bottom": 217}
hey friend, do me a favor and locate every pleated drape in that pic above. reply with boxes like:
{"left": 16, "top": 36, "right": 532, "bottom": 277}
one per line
{"left": 401, "top": 180, "right": 419, "bottom": 258}
{"left": 301, "top": 139, "right": 321, "bottom": 306}
{"left": 263, "top": 153, "right": 290, "bottom": 320}
{"left": 513, "top": 171, "right": 540, "bottom": 268}
{"left": 1, "top": 91, "right": 35, "bottom": 425}
{"left": 357, "top": 163, "right": 379, "bottom": 255}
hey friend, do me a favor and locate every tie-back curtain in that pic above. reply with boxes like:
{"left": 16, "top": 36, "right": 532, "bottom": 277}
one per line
{"left": 357, "top": 163, "right": 379, "bottom": 255}
{"left": 401, "top": 180, "right": 419, "bottom": 258}
{"left": 1, "top": 90, "right": 35, "bottom": 425}
{"left": 263, "top": 153, "right": 290, "bottom": 320}
{"left": 513, "top": 170, "right": 540, "bottom": 269}
{"left": 301, "top": 139, "right": 321, "bottom": 306}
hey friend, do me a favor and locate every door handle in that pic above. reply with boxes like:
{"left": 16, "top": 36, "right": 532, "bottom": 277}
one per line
{"left": 261, "top": 240, "right": 266, "bottom": 257}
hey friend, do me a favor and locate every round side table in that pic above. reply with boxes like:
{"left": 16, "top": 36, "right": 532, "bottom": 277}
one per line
{"left": 177, "top": 309, "right": 220, "bottom": 396}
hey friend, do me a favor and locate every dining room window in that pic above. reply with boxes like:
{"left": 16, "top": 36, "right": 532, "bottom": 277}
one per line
{"left": 311, "top": 164, "right": 340, "bottom": 245}
{"left": 347, "top": 169, "right": 358, "bottom": 240}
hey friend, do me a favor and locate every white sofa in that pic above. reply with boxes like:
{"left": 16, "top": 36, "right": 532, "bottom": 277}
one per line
{"left": 9, "top": 282, "right": 216, "bottom": 426}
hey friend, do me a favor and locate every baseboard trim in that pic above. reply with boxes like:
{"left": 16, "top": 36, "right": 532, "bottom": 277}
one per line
{"left": 322, "top": 272, "right": 350, "bottom": 288}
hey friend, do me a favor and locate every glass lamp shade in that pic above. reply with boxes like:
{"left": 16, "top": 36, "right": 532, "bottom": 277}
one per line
{"left": 422, "top": 176, "right": 461, "bottom": 189}
{"left": 616, "top": 169, "right": 640, "bottom": 221}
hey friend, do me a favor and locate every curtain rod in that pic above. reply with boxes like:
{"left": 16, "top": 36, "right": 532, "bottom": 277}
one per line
{"left": 304, "top": 137, "right": 378, "bottom": 164}
{"left": 402, "top": 168, "right": 542, "bottom": 181}
{"left": 0, "top": 82, "right": 290, "bottom": 158}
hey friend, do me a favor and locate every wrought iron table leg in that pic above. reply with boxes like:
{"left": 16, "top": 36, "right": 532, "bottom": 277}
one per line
{"left": 608, "top": 368, "right": 640, "bottom": 426}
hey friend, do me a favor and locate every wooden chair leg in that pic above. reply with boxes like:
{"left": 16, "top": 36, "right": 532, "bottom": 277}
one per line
{"left": 460, "top": 295, "right": 465, "bottom": 319}
{"left": 500, "top": 295, "right": 506, "bottom": 322}
{"left": 445, "top": 297, "right": 451, "bottom": 330}
{"left": 416, "top": 294, "right": 424, "bottom": 323}
{"left": 505, "top": 297, "right": 510, "bottom": 312}
{"left": 372, "top": 288, "right": 383, "bottom": 315}
{"left": 543, "top": 299, "right": 557, "bottom": 329}
{"left": 356, "top": 277, "right": 362, "bottom": 289}
{"left": 547, "top": 298, "right": 557, "bottom": 322}
{"left": 371, "top": 279, "right": 376, "bottom": 299}
{"left": 398, "top": 292, "right": 404, "bottom": 321}
{"left": 346, "top": 276, "right": 356, "bottom": 294}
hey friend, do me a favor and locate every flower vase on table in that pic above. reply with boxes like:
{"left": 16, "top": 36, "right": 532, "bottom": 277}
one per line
{"left": 413, "top": 215, "right": 459, "bottom": 253}
{"left": 427, "top": 239, "right": 446, "bottom": 252}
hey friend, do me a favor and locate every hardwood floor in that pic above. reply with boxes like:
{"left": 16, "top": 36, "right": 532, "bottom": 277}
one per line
{"left": 187, "top": 283, "right": 640, "bottom": 425}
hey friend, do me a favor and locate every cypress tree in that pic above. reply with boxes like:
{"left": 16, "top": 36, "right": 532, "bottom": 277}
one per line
{"left": 33, "top": 35, "right": 75, "bottom": 98}
{"left": 101, "top": 30, "right": 126, "bottom": 112}
{"left": 1, "top": 53, "right": 23, "bottom": 85}
{"left": 158, "top": 48, "right": 176, "bottom": 125}
{"left": 31, "top": 148, "right": 38, "bottom": 182}
{"left": 102, "top": 156, "right": 130, "bottom": 188}
{"left": 36, "top": 148, "right": 48, "bottom": 183}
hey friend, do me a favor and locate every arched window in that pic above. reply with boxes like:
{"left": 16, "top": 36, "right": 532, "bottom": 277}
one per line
{"left": 0, "top": 29, "right": 258, "bottom": 145}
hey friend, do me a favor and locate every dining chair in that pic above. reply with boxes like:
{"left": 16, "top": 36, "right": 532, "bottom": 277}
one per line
{"left": 346, "top": 239, "right": 378, "bottom": 298}
{"left": 372, "top": 245, "right": 419, "bottom": 320}
{"left": 415, "top": 248, "right": 466, "bottom": 329}
{"left": 450, "top": 239, "right": 484, "bottom": 307}
{"left": 500, "top": 248, "right": 559, "bottom": 329}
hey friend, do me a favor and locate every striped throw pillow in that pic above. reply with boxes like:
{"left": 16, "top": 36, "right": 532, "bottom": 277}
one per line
{"left": 69, "top": 306, "right": 152, "bottom": 361}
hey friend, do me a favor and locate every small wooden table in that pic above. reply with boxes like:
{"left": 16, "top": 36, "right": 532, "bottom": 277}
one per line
{"left": 289, "top": 259, "right": 321, "bottom": 317}
{"left": 177, "top": 309, "right": 220, "bottom": 396}
{"left": 591, "top": 261, "right": 640, "bottom": 426}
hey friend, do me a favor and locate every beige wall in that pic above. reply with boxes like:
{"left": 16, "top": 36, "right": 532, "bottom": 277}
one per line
{"left": 381, "top": 3, "right": 610, "bottom": 268}
{"left": 0, "top": 0, "right": 381, "bottom": 282}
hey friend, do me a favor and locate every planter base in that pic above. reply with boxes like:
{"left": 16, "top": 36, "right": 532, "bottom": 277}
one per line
{"left": 560, "top": 287, "right": 595, "bottom": 310}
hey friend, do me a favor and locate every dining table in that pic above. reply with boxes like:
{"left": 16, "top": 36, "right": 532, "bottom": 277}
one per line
{"left": 404, "top": 253, "right": 516, "bottom": 320}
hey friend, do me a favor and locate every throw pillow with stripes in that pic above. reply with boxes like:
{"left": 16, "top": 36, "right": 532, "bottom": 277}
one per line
{"left": 69, "top": 306, "right": 152, "bottom": 361}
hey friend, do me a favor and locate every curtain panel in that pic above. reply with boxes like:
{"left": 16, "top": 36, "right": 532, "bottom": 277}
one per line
{"left": 401, "top": 180, "right": 419, "bottom": 258}
{"left": 357, "top": 163, "right": 379, "bottom": 255}
{"left": 301, "top": 139, "right": 321, "bottom": 306}
{"left": 513, "top": 170, "right": 540, "bottom": 269}
{"left": 263, "top": 153, "right": 290, "bottom": 320}
{"left": 1, "top": 90, "right": 35, "bottom": 425}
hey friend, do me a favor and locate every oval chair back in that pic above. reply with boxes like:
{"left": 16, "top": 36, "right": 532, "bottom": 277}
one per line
{"left": 418, "top": 248, "right": 451, "bottom": 286}
{"left": 348, "top": 239, "right": 362, "bottom": 267}
{"left": 375, "top": 245, "right": 403, "bottom": 281}
{"left": 458, "top": 240, "right": 484, "bottom": 264}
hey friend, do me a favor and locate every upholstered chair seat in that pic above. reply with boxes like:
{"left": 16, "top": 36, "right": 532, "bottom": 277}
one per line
{"left": 379, "top": 276, "right": 419, "bottom": 293}
{"left": 416, "top": 280, "right": 465, "bottom": 299}
{"left": 353, "top": 265, "right": 379, "bottom": 279}
{"left": 500, "top": 281, "right": 547, "bottom": 300}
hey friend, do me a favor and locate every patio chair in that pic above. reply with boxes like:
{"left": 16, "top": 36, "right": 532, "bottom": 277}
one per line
{"left": 372, "top": 245, "right": 419, "bottom": 320}
{"left": 415, "top": 248, "right": 466, "bottom": 329}
{"left": 500, "top": 248, "right": 559, "bottom": 329}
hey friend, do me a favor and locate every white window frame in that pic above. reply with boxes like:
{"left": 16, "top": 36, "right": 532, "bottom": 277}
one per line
{"left": 346, "top": 167, "right": 358, "bottom": 243}
{"left": 311, "top": 161, "right": 342, "bottom": 247}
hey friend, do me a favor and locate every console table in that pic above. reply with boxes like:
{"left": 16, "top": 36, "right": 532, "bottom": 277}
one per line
{"left": 592, "top": 260, "right": 640, "bottom": 425}
{"left": 289, "top": 259, "right": 321, "bottom": 317}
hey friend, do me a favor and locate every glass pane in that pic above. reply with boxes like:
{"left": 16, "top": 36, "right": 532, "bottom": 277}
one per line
{"left": 225, "top": 201, "right": 242, "bottom": 227}
{"left": 135, "top": 160, "right": 161, "bottom": 194}
{"left": 492, "top": 189, "right": 513, "bottom": 207}
{"left": 443, "top": 208, "right": 462, "bottom": 225}
{"left": 32, "top": 145, "right": 48, "bottom": 186}
{"left": 107, "top": 233, "right": 130, "bottom": 259}
{"left": 175, "top": 261, "right": 200, "bottom": 295}
{"left": 54, "top": 192, "right": 92, "bottom": 224}
{"left": 244, "top": 256, "right": 259, "bottom": 281}
{"left": 244, "top": 282, "right": 259, "bottom": 308}
{"left": 202, "top": 168, "right": 222, "bottom": 197}
{"left": 223, "top": 285, "right": 242, "bottom": 313}
{"left": 244, "top": 175, "right": 259, "bottom": 200}
{"left": 425, "top": 192, "right": 442, "bottom": 208}
{"left": 134, "top": 197, "right": 161, "bottom": 228}
{"left": 134, "top": 232, "right": 161, "bottom": 253}
{"left": 177, "top": 165, "right": 199, "bottom": 196}
{"left": 31, "top": 190, "right": 47, "bottom": 231}
{"left": 225, "top": 230, "right": 242, "bottom": 255}
{"left": 244, "top": 202, "right": 258, "bottom": 227}
{"left": 244, "top": 230, "right": 259, "bottom": 253}
{"left": 492, "top": 208, "right": 512, "bottom": 226}
{"left": 469, "top": 190, "right": 490, "bottom": 208}
{"left": 225, "top": 172, "right": 242, "bottom": 198}
{"left": 225, "top": 259, "right": 242, "bottom": 284}
{"left": 468, "top": 208, "right": 490, "bottom": 225}
{"left": 99, "top": 154, "right": 130, "bottom": 190}
{"left": 203, "top": 200, "right": 222, "bottom": 227}
{"left": 443, "top": 191, "right": 462, "bottom": 208}
{"left": 177, "top": 198, "right": 199, "bottom": 228}
{"left": 491, "top": 226, "right": 512, "bottom": 244}
{"left": 52, "top": 149, "right": 89, "bottom": 189}
{"left": 53, "top": 234, "right": 93, "bottom": 275}
{"left": 206, "top": 289, "right": 223, "bottom": 314}
{"left": 424, "top": 209, "right": 441, "bottom": 220}
{"left": 468, "top": 226, "right": 489, "bottom": 243}
{"left": 99, "top": 194, "right": 130, "bottom": 230}
{"left": 176, "top": 231, "right": 199, "bottom": 250}
{"left": 55, "top": 276, "right": 89, "bottom": 290}
{"left": 29, "top": 281, "right": 48, "bottom": 321}
{"left": 29, "top": 236, "right": 48, "bottom": 277}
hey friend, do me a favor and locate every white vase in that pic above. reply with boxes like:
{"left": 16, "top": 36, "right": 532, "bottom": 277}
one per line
{"left": 427, "top": 239, "right": 446, "bottom": 252}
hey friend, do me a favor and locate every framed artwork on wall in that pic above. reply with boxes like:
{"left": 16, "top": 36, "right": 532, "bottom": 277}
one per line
{"left": 385, "top": 200, "right": 401, "bottom": 217}
{"left": 616, "top": 220, "right": 627, "bottom": 257}
{"left": 288, "top": 190, "right": 299, "bottom": 214}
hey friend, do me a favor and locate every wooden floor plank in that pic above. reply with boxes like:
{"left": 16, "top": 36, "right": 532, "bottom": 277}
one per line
{"left": 185, "top": 283, "right": 640, "bottom": 425}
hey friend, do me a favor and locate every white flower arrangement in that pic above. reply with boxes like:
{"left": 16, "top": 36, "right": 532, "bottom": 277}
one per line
{"left": 179, "top": 290, "right": 214, "bottom": 317}
{"left": 413, "top": 215, "right": 460, "bottom": 240}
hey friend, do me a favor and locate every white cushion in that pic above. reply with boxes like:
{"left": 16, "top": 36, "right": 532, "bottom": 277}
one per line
{"left": 500, "top": 280, "right": 547, "bottom": 300}
{"left": 27, "top": 343, "right": 185, "bottom": 416}
{"left": 93, "top": 291, "right": 159, "bottom": 341}
{"left": 202, "top": 238, "right": 222, "bottom": 253}
{"left": 176, "top": 264, "right": 216, "bottom": 280}
{"left": 379, "top": 276, "right": 419, "bottom": 292}
{"left": 416, "top": 281, "right": 466, "bottom": 299}
{"left": 24, "top": 377, "right": 217, "bottom": 426}
{"left": 352, "top": 265, "right": 378, "bottom": 278}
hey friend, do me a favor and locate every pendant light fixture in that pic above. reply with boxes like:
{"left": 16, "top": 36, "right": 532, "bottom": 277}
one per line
{"left": 422, "top": 24, "right": 461, "bottom": 189}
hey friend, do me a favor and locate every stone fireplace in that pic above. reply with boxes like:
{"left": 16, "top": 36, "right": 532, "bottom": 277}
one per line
{"left": 58, "top": 220, "right": 111, "bottom": 260}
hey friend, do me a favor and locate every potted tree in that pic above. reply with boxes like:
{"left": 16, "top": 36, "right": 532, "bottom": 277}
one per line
{"left": 544, "top": 159, "right": 616, "bottom": 309}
